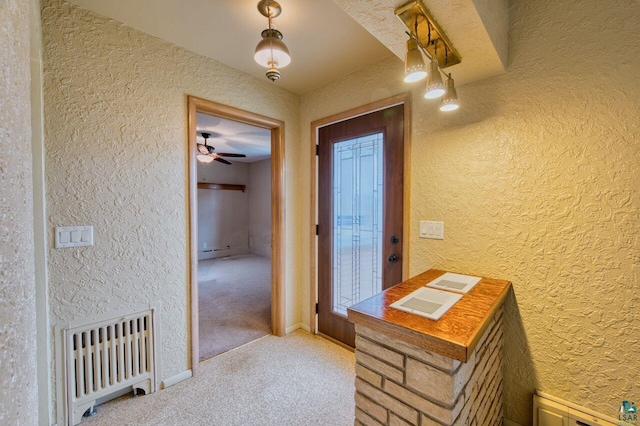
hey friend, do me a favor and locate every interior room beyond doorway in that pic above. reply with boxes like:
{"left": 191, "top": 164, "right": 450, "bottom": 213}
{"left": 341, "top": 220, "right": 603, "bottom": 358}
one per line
{"left": 195, "top": 112, "right": 273, "bottom": 361}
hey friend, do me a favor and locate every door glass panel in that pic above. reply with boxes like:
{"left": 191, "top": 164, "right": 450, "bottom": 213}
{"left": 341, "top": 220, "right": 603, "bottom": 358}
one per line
{"left": 332, "top": 133, "right": 384, "bottom": 316}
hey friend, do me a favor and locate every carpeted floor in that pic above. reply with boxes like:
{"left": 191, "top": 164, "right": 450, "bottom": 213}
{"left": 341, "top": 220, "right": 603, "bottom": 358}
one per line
{"left": 83, "top": 331, "right": 356, "bottom": 426}
{"left": 198, "top": 254, "right": 271, "bottom": 361}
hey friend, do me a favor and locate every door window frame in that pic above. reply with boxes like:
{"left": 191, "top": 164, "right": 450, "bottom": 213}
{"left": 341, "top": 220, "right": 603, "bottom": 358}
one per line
{"left": 309, "top": 93, "right": 412, "bottom": 334}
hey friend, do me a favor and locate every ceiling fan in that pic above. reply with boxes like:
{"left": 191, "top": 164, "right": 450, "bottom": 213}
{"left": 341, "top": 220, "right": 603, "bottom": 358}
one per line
{"left": 196, "top": 132, "right": 247, "bottom": 165}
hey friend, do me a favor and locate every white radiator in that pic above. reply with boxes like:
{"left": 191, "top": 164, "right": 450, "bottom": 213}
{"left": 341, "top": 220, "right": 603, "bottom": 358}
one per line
{"left": 534, "top": 392, "right": 620, "bottom": 426}
{"left": 56, "top": 306, "right": 158, "bottom": 425}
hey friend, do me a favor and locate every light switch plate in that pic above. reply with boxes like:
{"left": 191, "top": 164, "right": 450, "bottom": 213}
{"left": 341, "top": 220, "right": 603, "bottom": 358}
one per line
{"left": 419, "top": 221, "right": 444, "bottom": 240}
{"left": 55, "top": 226, "right": 93, "bottom": 248}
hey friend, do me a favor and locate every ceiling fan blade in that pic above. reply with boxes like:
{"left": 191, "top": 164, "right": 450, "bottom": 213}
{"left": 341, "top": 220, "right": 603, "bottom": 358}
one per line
{"left": 216, "top": 153, "right": 247, "bottom": 157}
{"left": 214, "top": 157, "right": 232, "bottom": 165}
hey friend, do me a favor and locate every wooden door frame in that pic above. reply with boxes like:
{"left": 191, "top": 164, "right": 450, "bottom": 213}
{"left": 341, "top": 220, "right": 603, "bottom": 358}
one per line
{"left": 309, "top": 93, "right": 412, "bottom": 333}
{"left": 188, "top": 95, "right": 286, "bottom": 374}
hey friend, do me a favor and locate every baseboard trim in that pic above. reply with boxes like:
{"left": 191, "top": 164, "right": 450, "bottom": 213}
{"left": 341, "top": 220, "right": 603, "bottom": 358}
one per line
{"left": 161, "top": 370, "right": 192, "bottom": 389}
{"left": 503, "top": 418, "right": 524, "bottom": 426}
{"left": 285, "top": 323, "right": 310, "bottom": 334}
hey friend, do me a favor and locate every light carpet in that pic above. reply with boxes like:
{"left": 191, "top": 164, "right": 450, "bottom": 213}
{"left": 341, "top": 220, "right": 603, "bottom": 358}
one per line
{"left": 198, "top": 254, "right": 271, "bottom": 361}
{"left": 83, "top": 331, "right": 356, "bottom": 426}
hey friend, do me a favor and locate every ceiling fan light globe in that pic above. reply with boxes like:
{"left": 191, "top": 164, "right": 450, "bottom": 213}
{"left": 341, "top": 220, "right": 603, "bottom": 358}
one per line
{"left": 196, "top": 154, "right": 214, "bottom": 163}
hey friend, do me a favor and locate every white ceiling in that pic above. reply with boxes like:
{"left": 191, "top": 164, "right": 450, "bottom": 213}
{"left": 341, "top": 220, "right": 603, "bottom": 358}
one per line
{"left": 197, "top": 113, "right": 271, "bottom": 163}
{"left": 68, "top": 0, "right": 510, "bottom": 165}
{"left": 67, "top": 0, "right": 510, "bottom": 94}
{"left": 66, "top": 0, "right": 394, "bottom": 95}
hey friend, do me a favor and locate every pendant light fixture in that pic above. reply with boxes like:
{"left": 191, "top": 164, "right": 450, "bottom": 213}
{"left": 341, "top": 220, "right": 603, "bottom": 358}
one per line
{"left": 440, "top": 74, "right": 459, "bottom": 111}
{"left": 254, "top": 0, "right": 291, "bottom": 82}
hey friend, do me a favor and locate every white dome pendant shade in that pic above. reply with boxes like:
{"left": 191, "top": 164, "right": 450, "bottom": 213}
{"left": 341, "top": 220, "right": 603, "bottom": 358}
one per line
{"left": 404, "top": 38, "right": 427, "bottom": 83}
{"left": 254, "top": 30, "right": 291, "bottom": 68}
{"left": 254, "top": 0, "right": 290, "bottom": 81}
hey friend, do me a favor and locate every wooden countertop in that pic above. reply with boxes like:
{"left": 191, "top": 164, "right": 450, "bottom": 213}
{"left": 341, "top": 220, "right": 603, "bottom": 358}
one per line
{"left": 347, "top": 269, "right": 511, "bottom": 362}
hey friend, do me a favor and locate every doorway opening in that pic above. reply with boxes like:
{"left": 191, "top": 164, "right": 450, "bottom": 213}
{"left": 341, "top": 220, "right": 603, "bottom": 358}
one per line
{"left": 309, "top": 94, "right": 411, "bottom": 348}
{"left": 196, "top": 114, "right": 272, "bottom": 361}
{"left": 188, "top": 96, "right": 285, "bottom": 372}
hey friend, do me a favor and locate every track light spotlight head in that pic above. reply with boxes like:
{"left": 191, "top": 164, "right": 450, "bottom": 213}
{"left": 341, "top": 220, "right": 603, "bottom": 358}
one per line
{"left": 440, "top": 74, "right": 459, "bottom": 111}
{"left": 404, "top": 38, "right": 427, "bottom": 83}
{"left": 424, "top": 58, "right": 445, "bottom": 99}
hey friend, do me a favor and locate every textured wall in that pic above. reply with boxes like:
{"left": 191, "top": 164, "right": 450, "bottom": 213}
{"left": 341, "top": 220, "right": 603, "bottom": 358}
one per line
{"left": 249, "top": 159, "right": 272, "bottom": 258}
{"left": 300, "top": 0, "right": 640, "bottom": 424}
{"left": 42, "top": 0, "right": 301, "bottom": 418}
{"left": 0, "top": 0, "right": 38, "bottom": 424}
{"left": 197, "top": 162, "right": 250, "bottom": 259}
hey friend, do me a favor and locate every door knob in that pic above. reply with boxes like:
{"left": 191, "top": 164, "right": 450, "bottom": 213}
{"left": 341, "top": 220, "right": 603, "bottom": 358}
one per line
{"left": 387, "top": 254, "right": 399, "bottom": 263}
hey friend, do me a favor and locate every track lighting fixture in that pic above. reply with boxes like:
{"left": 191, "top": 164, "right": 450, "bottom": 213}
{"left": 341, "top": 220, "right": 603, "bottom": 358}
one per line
{"left": 254, "top": 0, "right": 291, "bottom": 82}
{"left": 395, "top": 0, "right": 461, "bottom": 112}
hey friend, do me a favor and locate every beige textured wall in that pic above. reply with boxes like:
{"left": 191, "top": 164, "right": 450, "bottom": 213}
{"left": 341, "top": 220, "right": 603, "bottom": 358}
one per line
{"left": 42, "top": 0, "right": 301, "bottom": 415}
{"left": 197, "top": 162, "right": 250, "bottom": 259}
{"left": 0, "top": 0, "right": 38, "bottom": 424}
{"left": 249, "top": 159, "right": 272, "bottom": 258}
{"left": 300, "top": 0, "right": 640, "bottom": 423}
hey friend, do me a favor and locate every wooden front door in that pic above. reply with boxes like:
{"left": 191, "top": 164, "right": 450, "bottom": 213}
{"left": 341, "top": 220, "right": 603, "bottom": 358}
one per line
{"left": 317, "top": 104, "right": 404, "bottom": 347}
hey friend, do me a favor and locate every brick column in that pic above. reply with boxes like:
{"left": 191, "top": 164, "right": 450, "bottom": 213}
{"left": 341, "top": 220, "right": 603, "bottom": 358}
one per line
{"left": 353, "top": 308, "right": 504, "bottom": 426}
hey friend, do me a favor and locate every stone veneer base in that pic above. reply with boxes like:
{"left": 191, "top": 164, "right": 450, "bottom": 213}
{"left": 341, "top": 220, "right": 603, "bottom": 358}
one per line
{"left": 353, "top": 307, "right": 504, "bottom": 426}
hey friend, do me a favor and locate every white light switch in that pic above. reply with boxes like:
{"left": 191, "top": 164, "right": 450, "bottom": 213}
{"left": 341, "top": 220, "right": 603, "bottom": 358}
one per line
{"left": 419, "top": 221, "right": 428, "bottom": 238}
{"left": 55, "top": 226, "right": 93, "bottom": 248}
{"left": 59, "top": 230, "right": 70, "bottom": 244}
{"left": 419, "top": 221, "right": 444, "bottom": 240}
